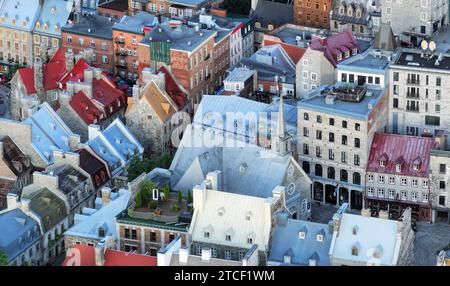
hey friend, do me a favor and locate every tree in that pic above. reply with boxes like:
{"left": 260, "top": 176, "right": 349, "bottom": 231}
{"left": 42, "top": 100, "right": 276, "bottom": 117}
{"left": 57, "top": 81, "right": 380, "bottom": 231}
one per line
{"left": 177, "top": 191, "right": 182, "bottom": 205}
{"left": 0, "top": 250, "right": 8, "bottom": 266}
{"left": 135, "top": 192, "right": 142, "bottom": 208}
{"left": 141, "top": 180, "right": 156, "bottom": 202}
{"left": 220, "top": 0, "right": 251, "bottom": 15}
{"left": 127, "top": 154, "right": 175, "bottom": 181}
{"left": 161, "top": 185, "right": 171, "bottom": 201}
{"left": 186, "top": 190, "right": 192, "bottom": 205}
{"left": 157, "top": 153, "right": 173, "bottom": 169}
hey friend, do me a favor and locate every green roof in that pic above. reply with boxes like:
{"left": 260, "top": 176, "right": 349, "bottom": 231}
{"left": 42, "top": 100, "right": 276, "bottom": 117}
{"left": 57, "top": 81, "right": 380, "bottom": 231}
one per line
{"left": 25, "top": 188, "right": 67, "bottom": 233}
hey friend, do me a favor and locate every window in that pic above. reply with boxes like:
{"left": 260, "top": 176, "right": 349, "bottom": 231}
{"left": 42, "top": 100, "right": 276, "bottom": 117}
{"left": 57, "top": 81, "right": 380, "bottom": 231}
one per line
{"left": 378, "top": 175, "right": 385, "bottom": 184}
{"left": 342, "top": 121, "right": 347, "bottom": 128}
{"left": 439, "top": 196, "right": 446, "bottom": 206}
{"left": 401, "top": 178, "right": 407, "bottom": 186}
{"left": 378, "top": 188, "right": 385, "bottom": 198}
{"left": 352, "top": 246, "right": 359, "bottom": 256}
{"left": 317, "top": 115, "right": 322, "bottom": 123}
{"left": 440, "top": 181, "right": 445, "bottom": 189}
{"left": 389, "top": 189, "right": 395, "bottom": 199}
{"left": 389, "top": 177, "right": 395, "bottom": 184}
{"left": 303, "top": 143, "right": 309, "bottom": 155}
{"left": 102, "top": 55, "right": 108, "bottom": 64}
{"left": 422, "top": 180, "right": 428, "bottom": 188}
{"left": 393, "top": 72, "right": 399, "bottom": 81}
{"left": 329, "top": 118, "right": 335, "bottom": 126}
{"left": 401, "top": 191, "right": 407, "bottom": 200}
{"left": 411, "top": 192, "right": 418, "bottom": 202}
{"left": 247, "top": 237, "right": 253, "bottom": 244}
{"left": 327, "top": 167, "right": 335, "bottom": 179}
{"left": 342, "top": 135, "right": 347, "bottom": 145}
{"left": 412, "top": 179, "right": 418, "bottom": 187}
{"left": 440, "top": 164, "right": 446, "bottom": 174}
{"left": 204, "top": 232, "right": 210, "bottom": 238}
{"left": 303, "top": 127, "right": 309, "bottom": 137}
{"left": 367, "top": 174, "right": 374, "bottom": 182}
{"left": 340, "top": 170, "right": 348, "bottom": 182}
{"left": 422, "top": 193, "right": 428, "bottom": 202}
{"left": 355, "top": 123, "right": 360, "bottom": 131}
{"left": 341, "top": 151, "right": 347, "bottom": 163}
{"left": 316, "top": 235, "right": 323, "bottom": 242}
{"left": 224, "top": 249, "right": 232, "bottom": 260}
{"left": 354, "top": 138, "right": 360, "bottom": 148}
{"left": 316, "top": 130, "right": 322, "bottom": 140}
{"left": 329, "top": 149, "right": 335, "bottom": 160}
{"left": 149, "top": 232, "right": 156, "bottom": 242}
{"left": 353, "top": 172, "right": 361, "bottom": 185}
{"left": 225, "top": 235, "right": 231, "bottom": 241}
{"left": 395, "top": 164, "right": 402, "bottom": 173}
{"left": 304, "top": 113, "right": 309, "bottom": 120}
{"left": 367, "top": 187, "right": 374, "bottom": 197}
{"left": 316, "top": 146, "right": 321, "bottom": 158}
{"left": 329, "top": 132, "right": 335, "bottom": 142}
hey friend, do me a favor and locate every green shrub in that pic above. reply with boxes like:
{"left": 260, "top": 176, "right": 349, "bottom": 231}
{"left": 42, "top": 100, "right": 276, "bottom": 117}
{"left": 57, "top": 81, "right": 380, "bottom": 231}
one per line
{"left": 135, "top": 192, "right": 142, "bottom": 208}
{"left": 148, "top": 200, "right": 158, "bottom": 210}
{"left": 171, "top": 203, "right": 181, "bottom": 213}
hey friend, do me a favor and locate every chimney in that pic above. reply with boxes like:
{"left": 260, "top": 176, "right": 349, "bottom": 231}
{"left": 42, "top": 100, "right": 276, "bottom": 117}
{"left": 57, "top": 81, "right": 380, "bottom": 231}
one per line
{"left": 65, "top": 51, "right": 75, "bottom": 71}
{"left": 101, "top": 187, "right": 112, "bottom": 206}
{"left": 33, "top": 60, "right": 44, "bottom": 96}
{"left": 6, "top": 193, "right": 19, "bottom": 210}
{"left": 88, "top": 124, "right": 102, "bottom": 141}
{"left": 68, "top": 135, "right": 80, "bottom": 151}
{"left": 178, "top": 247, "right": 189, "bottom": 264}
{"left": 95, "top": 242, "right": 106, "bottom": 266}
{"left": 84, "top": 68, "right": 94, "bottom": 84}
{"left": 206, "top": 170, "right": 222, "bottom": 191}
{"left": 201, "top": 248, "right": 211, "bottom": 261}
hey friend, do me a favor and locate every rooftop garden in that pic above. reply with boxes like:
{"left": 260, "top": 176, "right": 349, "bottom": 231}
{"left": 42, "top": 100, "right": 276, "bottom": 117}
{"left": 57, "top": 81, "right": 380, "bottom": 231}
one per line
{"left": 128, "top": 180, "right": 192, "bottom": 223}
{"left": 126, "top": 153, "right": 173, "bottom": 182}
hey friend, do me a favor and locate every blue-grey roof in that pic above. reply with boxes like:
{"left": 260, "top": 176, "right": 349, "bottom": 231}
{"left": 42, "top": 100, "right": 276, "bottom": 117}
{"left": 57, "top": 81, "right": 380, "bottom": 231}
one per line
{"left": 34, "top": 0, "right": 73, "bottom": 38}
{"left": 337, "top": 49, "right": 390, "bottom": 74}
{"left": 141, "top": 22, "right": 216, "bottom": 52}
{"left": 193, "top": 95, "right": 297, "bottom": 141}
{"left": 62, "top": 14, "right": 118, "bottom": 39}
{"left": 64, "top": 189, "right": 131, "bottom": 240}
{"left": 271, "top": 26, "right": 320, "bottom": 46}
{"left": 238, "top": 45, "right": 296, "bottom": 84}
{"left": 22, "top": 102, "right": 75, "bottom": 165}
{"left": 0, "top": 0, "right": 40, "bottom": 32}
{"left": 88, "top": 118, "right": 144, "bottom": 176}
{"left": 298, "top": 85, "right": 386, "bottom": 121}
{"left": 250, "top": 0, "right": 293, "bottom": 29}
{"left": 169, "top": 124, "right": 297, "bottom": 203}
{"left": 0, "top": 208, "right": 40, "bottom": 264}
{"left": 113, "top": 11, "right": 157, "bottom": 34}
{"left": 268, "top": 215, "right": 332, "bottom": 266}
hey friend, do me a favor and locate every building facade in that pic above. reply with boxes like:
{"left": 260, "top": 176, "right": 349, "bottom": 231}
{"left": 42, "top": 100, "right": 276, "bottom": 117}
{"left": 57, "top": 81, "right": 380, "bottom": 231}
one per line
{"left": 389, "top": 49, "right": 450, "bottom": 149}
{"left": 429, "top": 149, "right": 450, "bottom": 223}
{"left": 298, "top": 84, "right": 389, "bottom": 210}
{"left": 294, "top": 0, "right": 332, "bottom": 29}
{"left": 365, "top": 133, "right": 435, "bottom": 222}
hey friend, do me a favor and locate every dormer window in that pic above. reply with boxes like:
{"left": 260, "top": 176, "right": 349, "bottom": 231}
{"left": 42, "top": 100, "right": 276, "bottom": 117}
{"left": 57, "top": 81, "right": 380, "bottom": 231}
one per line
{"left": 396, "top": 163, "right": 402, "bottom": 173}
{"left": 352, "top": 246, "right": 359, "bottom": 256}
{"left": 98, "top": 227, "right": 105, "bottom": 237}
{"left": 339, "top": 6, "right": 345, "bottom": 15}
{"left": 337, "top": 53, "right": 342, "bottom": 61}
{"left": 379, "top": 160, "right": 385, "bottom": 167}
{"left": 245, "top": 211, "right": 252, "bottom": 221}
{"left": 347, "top": 7, "right": 353, "bottom": 16}
{"left": 225, "top": 234, "right": 231, "bottom": 241}
{"left": 413, "top": 163, "right": 420, "bottom": 171}
{"left": 218, "top": 207, "right": 225, "bottom": 216}
{"left": 247, "top": 237, "right": 253, "bottom": 244}
{"left": 299, "top": 231, "right": 306, "bottom": 239}
{"left": 316, "top": 234, "right": 323, "bottom": 242}
{"left": 345, "top": 50, "right": 350, "bottom": 58}
{"left": 204, "top": 231, "right": 210, "bottom": 238}
{"left": 356, "top": 8, "right": 362, "bottom": 18}
{"left": 352, "top": 225, "right": 359, "bottom": 235}
{"left": 352, "top": 48, "right": 358, "bottom": 55}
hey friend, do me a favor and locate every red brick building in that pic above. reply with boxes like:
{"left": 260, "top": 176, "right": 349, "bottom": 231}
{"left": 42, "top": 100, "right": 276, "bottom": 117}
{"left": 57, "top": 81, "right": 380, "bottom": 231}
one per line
{"left": 112, "top": 12, "right": 158, "bottom": 83}
{"left": 98, "top": 0, "right": 129, "bottom": 19}
{"left": 61, "top": 15, "right": 117, "bottom": 73}
{"left": 294, "top": 0, "right": 332, "bottom": 29}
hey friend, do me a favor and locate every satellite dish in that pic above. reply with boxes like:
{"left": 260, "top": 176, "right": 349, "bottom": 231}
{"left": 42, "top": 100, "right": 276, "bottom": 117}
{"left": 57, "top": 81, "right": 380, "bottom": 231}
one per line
{"left": 421, "top": 40, "right": 429, "bottom": 50}
{"left": 429, "top": 41, "right": 437, "bottom": 51}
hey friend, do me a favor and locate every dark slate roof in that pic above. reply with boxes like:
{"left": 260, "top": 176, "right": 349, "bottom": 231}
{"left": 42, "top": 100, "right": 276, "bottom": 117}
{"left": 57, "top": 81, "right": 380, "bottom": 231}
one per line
{"left": 98, "top": 0, "right": 128, "bottom": 11}
{"left": 374, "top": 23, "right": 397, "bottom": 52}
{"left": 250, "top": 0, "right": 293, "bottom": 29}
{"left": 393, "top": 50, "right": 450, "bottom": 70}
{"left": 24, "top": 188, "right": 68, "bottom": 233}
{"left": 62, "top": 14, "right": 118, "bottom": 39}
{"left": 0, "top": 136, "right": 32, "bottom": 177}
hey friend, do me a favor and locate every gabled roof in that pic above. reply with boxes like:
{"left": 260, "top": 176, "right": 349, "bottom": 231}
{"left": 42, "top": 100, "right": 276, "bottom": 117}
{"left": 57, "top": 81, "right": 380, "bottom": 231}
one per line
{"left": 76, "top": 148, "right": 110, "bottom": 189}
{"left": 190, "top": 186, "right": 274, "bottom": 251}
{"left": 310, "top": 30, "right": 360, "bottom": 67}
{"left": 34, "top": 0, "right": 74, "bottom": 37}
{"left": 0, "top": 135, "right": 32, "bottom": 177}
{"left": 367, "top": 133, "right": 435, "bottom": 177}
{"left": 0, "top": 208, "right": 40, "bottom": 264}
{"left": 158, "top": 65, "right": 188, "bottom": 110}
{"left": 63, "top": 244, "right": 157, "bottom": 266}
{"left": 331, "top": 213, "right": 401, "bottom": 266}
{"left": 263, "top": 37, "right": 306, "bottom": 64}
{"left": 18, "top": 49, "right": 68, "bottom": 95}
{"left": 87, "top": 119, "right": 144, "bottom": 176}
{"left": 69, "top": 91, "right": 103, "bottom": 125}
{"left": 23, "top": 187, "right": 68, "bottom": 233}
{"left": 269, "top": 215, "right": 332, "bottom": 266}
{"left": 23, "top": 102, "right": 76, "bottom": 165}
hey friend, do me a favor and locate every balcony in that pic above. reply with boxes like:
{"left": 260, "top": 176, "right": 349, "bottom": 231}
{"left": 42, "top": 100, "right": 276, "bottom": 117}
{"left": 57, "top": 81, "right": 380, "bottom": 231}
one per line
{"left": 406, "top": 92, "right": 420, "bottom": 99}
{"left": 115, "top": 38, "right": 125, "bottom": 45}
{"left": 406, "top": 79, "right": 420, "bottom": 85}
{"left": 115, "top": 51, "right": 128, "bottom": 57}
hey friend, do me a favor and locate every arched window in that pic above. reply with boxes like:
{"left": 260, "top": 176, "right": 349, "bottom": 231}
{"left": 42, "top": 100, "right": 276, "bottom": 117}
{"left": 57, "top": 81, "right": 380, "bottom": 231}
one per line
{"left": 340, "top": 170, "right": 348, "bottom": 182}
{"left": 315, "top": 164, "right": 323, "bottom": 177}
{"left": 327, "top": 167, "right": 335, "bottom": 179}
{"left": 360, "top": 26, "right": 364, "bottom": 34}
{"left": 36, "top": 21, "right": 40, "bottom": 29}
{"left": 353, "top": 173, "right": 361, "bottom": 185}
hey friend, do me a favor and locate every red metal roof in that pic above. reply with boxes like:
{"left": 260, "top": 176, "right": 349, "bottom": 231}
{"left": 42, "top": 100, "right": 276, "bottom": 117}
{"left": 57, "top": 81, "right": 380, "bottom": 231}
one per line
{"left": 263, "top": 37, "right": 306, "bottom": 64}
{"left": 63, "top": 245, "right": 157, "bottom": 266}
{"left": 18, "top": 49, "right": 69, "bottom": 95}
{"left": 367, "top": 133, "right": 436, "bottom": 177}
{"left": 158, "top": 65, "right": 187, "bottom": 110}
{"left": 59, "top": 59, "right": 90, "bottom": 87}
{"left": 310, "top": 29, "right": 359, "bottom": 67}
{"left": 69, "top": 91, "right": 104, "bottom": 125}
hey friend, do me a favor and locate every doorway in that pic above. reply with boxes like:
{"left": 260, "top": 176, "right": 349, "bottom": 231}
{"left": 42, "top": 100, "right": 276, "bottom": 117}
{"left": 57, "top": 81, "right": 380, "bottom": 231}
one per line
{"left": 325, "top": 184, "right": 337, "bottom": 205}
